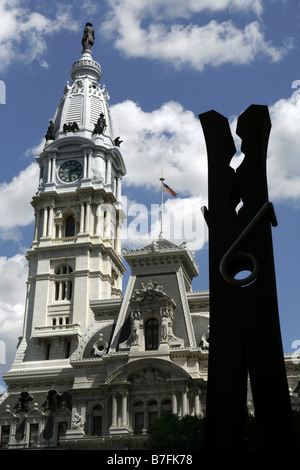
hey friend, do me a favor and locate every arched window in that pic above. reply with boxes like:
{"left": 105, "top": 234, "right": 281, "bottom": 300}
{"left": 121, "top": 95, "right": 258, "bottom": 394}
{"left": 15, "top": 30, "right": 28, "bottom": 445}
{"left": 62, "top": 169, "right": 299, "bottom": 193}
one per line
{"left": 65, "top": 215, "right": 75, "bottom": 237}
{"left": 148, "top": 399, "right": 159, "bottom": 429}
{"left": 161, "top": 398, "right": 172, "bottom": 413}
{"left": 145, "top": 318, "right": 159, "bottom": 350}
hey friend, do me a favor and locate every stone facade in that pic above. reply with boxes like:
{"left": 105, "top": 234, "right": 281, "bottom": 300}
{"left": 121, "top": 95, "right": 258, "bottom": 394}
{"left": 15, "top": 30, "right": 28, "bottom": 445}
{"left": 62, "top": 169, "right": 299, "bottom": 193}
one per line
{"left": 0, "top": 28, "right": 299, "bottom": 450}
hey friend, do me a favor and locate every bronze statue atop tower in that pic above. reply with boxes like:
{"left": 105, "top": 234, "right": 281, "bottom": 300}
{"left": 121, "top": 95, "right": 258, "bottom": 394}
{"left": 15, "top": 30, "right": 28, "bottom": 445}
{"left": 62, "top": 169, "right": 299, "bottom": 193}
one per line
{"left": 81, "top": 22, "right": 95, "bottom": 50}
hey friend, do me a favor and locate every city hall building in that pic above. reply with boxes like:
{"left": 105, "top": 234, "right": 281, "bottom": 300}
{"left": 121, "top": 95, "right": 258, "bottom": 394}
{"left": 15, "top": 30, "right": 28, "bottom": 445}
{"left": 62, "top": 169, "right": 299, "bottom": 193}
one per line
{"left": 0, "top": 25, "right": 299, "bottom": 450}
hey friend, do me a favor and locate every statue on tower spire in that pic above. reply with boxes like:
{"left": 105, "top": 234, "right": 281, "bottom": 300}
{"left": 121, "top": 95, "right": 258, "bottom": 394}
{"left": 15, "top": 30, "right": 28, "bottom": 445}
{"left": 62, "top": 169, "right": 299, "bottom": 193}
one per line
{"left": 81, "top": 22, "right": 95, "bottom": 50}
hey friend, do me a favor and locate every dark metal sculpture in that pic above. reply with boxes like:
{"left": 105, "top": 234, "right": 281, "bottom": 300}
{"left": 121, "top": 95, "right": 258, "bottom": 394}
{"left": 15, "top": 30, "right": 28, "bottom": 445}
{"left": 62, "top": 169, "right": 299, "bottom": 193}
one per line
{"left": 45, "top": 119, "right": 55, "bottom": 141}
{"left": 81, "top": 22, "right": 95, "bottom": 50}
{"left": 63, "top": 122, "right": 79, "bottom": 133}
{"left": 113, "top": 136, "right": 123, "bottom": 147}
{"left": 92, "top": 112, "right": 106, "bottom": 136}
{"left": 199, "top": 105, "right": 295, "bottom": 449}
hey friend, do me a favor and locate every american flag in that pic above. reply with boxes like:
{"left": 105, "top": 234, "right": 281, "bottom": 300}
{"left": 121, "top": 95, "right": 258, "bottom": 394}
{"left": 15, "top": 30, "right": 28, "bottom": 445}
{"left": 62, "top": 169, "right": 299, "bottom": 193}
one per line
{"left": 163, "top": 183, "right": 177, "bottom": 197}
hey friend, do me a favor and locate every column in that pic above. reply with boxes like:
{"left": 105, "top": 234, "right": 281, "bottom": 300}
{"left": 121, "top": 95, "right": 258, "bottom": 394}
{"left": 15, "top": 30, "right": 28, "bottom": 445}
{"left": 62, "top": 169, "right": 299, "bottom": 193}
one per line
{"left": 88, "top": 151, "right": 92, "bottom": 179}
{"left": 106, "top": 156, "right": 111, "bottom": 185}
{"left": 172, "top": 389, "right": 178, "bottom": 415}
{"left": 33, "top": 210, "right": 40, "bottom": 242}
{"left": 104, "top": 396, "right": 109, "bottom": 433}
{"left": 194, "top": 389, "right": 202, "bottom": 417}
{"left": 111, "top": 393, "right": 118, "bottom": 428}
{"left": 79, "top": 202, "right": 85, "bottom": 233}
{"left": 103, "top": 208, "right": 111, "bottom": 239}
{"left": 57, "top": 281, "right": 62, "bottom": 301}
{"left": 57, "top": 222, "right": 63, "bottom": 239}
{"left": 83, "top": 153, "right": 87, "bottom": 179}
{"left": 51, "top": 155, "right": 56, "bottom": 182}
{"left": 116, "top": 174, "right": 122, "bottom": 201}
{"left": 95, "top": 198, "right": 104, "bottom": 236}
{"left": 47, "top": 158, "right": 52, "bottom": 183}
{"left": 182, "top": 386, "right": 188, "bottom": 417}
{"left": 84, "top": 199, "right": 91, "bottom": 233}
{"left": 42, "top": 206, "right": 48, "bottom": 237}
{"left": 115, "top": 212, "right": 121, "bottom": 253}
{"left": 121, "top": 391, "right": 128, "bottom": 428}
{"left": 47, "top": 203, "right": 54, "bottom": 238}
{"left": 143, "top": 406, "right": 148, "bottom": 435}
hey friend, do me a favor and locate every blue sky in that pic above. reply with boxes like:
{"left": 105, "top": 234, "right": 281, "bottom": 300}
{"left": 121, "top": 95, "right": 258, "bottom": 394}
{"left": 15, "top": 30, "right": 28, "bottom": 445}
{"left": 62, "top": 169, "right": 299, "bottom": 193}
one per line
{"left": 1, "top": 0, "right": 300, "bottom": 391}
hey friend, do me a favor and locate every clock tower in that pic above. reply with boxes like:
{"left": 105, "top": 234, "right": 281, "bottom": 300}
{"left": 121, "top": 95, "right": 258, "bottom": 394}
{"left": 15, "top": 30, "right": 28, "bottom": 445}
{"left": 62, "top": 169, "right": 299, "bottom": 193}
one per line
{"left": 9, "top": 24, "right": 126, "bottom": 374}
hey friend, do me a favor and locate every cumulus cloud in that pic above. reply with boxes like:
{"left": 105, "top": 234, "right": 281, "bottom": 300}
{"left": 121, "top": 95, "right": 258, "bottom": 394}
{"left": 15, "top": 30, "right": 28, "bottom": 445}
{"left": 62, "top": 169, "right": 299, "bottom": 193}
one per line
{"left": 267, "top": 92, "right": 300, "bottom": 202}
{"left": 121, "top": 194, "right": 207, "bottom": 251}
{"left": 0, "top": 1, "right": 80, "bottom": 71}
{"left": 0, "top": 254, "right": 27, "bottom": 369}
{"left": 111, "top": 100, "right": 207, "bottom": 197}
{"left": 112, "top": 90, "right": 300, "bottom": 230}
{"left": 0, "top": 162, "right": 38, "bottom": 240}
{"left": 102, "top": 0, "right": 291, "bottom": 71}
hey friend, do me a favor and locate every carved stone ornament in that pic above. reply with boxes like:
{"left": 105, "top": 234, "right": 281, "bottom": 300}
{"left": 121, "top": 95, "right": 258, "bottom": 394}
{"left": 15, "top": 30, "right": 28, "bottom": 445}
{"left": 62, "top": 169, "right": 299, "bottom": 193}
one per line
{"left": 131, "top": 366, "right": 164, "bottom": 384}
{"left": 131, "top": 280, "right": 169, "bottom": 302}
{"left": 92, "top": 334, "right": 108, "bottom": 357}
{"left": 200, "top": 327, "right": 209, "bottom": 351}
{"left": 71, "top": 413, "right": 84, "bottom": 430}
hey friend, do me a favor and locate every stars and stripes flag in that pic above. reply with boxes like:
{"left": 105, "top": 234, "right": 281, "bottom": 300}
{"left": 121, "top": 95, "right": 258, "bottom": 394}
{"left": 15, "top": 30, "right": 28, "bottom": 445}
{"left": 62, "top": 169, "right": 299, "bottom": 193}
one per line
{"left": 163, "top": 182, "right": 177, "bottom": 197}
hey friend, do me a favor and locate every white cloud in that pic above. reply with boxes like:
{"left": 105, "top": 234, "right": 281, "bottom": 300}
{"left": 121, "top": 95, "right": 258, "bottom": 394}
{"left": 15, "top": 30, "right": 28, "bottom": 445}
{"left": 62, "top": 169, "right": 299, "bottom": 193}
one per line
{"left": 0, "top": 254, "right": 27, "bottom": 368}
{"left": 0, "top": 162, "right": 38, "bottom": 238}
{"left": 112, "top": 100, "right": 209, "bottom": 250}
{"left": 216, "top": 90, "right": 300, "bottom": 203}
{"left": 267, "top": 92, "right": 300, "bottom": 202}
{"left": 102, "top": 0, "right": 291, "bottom": 71}
{"left": 0, "top": 1, "right": 80, "bottom": 71}
{"left": 111, "top": 100, "right": 207, "bottom": 197}
{"left": 112, "top": 91, "right": 300, "bottom": 221}
{"left": 121, "top": 194, "right": 207, "bottom": 251}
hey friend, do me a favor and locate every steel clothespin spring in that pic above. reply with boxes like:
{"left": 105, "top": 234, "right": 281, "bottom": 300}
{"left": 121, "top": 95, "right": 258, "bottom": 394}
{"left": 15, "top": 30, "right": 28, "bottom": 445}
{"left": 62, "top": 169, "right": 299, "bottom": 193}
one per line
{"left": 219, "top": 202, "right": 278, "bottom": 286}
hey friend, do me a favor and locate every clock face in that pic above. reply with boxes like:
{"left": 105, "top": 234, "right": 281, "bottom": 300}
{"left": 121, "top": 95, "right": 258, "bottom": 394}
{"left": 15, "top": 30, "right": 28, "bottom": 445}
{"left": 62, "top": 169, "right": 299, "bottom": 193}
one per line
{"left": 59, "top": 160, "right": 83, "bottom": 183}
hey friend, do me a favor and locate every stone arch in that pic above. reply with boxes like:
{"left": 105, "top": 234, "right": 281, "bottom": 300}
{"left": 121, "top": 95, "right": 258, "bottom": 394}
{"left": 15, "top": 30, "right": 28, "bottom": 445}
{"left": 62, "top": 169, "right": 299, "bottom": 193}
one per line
{"left": 106, "top": 357, "right": 192, "bottom": 384}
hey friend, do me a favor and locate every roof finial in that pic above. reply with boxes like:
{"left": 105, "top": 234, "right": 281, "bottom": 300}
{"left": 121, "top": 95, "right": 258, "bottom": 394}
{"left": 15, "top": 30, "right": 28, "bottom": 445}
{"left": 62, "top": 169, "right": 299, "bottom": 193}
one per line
{"left": 81, "top": 22, "right": 95, "bottom": 52}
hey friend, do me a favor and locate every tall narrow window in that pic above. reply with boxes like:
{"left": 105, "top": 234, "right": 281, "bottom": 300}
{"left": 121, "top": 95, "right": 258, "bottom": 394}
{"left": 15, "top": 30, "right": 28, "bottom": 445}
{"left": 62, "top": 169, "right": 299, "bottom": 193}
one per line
{"left": 65, "top": 216, "right": 75, "bottom": 237}
{"left": 0, "top": 425, "right": 10, "bottom": 449}
{"left": 29, "top": 423, "right": 39, "bottom": 447}
{"left": 45, "top": 342, "right": 51, "bottom": 360}
{"left": 92, "top": 405, "right": 103, "bottom": 436}
{"left": 145, "top": 318, "right": 159, "bottom": 350}
{"left": 65, "top": 340, "right": 71, "bottom": 358}
{"left": 57, "top": 422, "right": 68, "bottom": 445}
{"left": 134, "top": 412, "right": 144, "bottom": 435}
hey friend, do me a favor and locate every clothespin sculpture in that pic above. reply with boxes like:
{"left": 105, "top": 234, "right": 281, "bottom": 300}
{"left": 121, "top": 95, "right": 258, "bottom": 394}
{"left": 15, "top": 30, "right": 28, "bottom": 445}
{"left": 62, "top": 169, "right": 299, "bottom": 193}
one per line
{"left": 200, "top": 105, "right": 295, "bottom": 449}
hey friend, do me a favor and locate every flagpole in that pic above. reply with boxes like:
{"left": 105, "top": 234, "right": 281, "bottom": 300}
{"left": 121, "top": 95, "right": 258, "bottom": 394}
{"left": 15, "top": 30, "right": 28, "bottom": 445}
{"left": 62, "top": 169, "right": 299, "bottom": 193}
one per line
{"left": 159, "top": 169, "right": 165, "bottom": 239}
